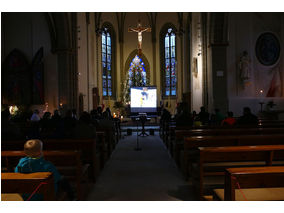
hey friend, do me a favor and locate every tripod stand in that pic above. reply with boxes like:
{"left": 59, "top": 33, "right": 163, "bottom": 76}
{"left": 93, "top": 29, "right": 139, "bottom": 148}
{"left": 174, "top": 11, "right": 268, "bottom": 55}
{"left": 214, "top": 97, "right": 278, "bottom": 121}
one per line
{"left": 138, "top": 115, "right": 149, "bottom": 137}
{"left": 134, "top": 117, "right": 142, "bottom": 151}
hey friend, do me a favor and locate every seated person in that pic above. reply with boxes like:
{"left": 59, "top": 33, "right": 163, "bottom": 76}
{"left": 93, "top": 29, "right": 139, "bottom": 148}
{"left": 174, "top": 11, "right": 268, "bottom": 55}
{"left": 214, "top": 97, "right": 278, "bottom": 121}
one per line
{"left": 221, "top": 111, "right": 236, "bottom": 126}
{"left": 210, "top": 108, "right": 225, "bottom": 125}
{"left": 72, "top": 111, "right": 96, "bottom": 139}
{"left": 15, "top": 139, "right": 73, "bottom": 200}
{"left": 98, "top": 111, "right": 115, "bottom": 131}
{"left": 197, "top": 106, "right": 209, "bottom": 125}
{"left": 237, "top": 107, "right": 258, "bottom": 126}
{"left": 175, "top": 102, "right": 193, "bottom": 127}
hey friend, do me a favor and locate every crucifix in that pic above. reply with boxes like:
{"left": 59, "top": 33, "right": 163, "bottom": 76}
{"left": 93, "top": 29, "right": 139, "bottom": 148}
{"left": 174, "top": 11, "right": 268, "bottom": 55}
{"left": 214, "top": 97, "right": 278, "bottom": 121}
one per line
{"left": 128, "top": 20, "right": 151, "bottom": 56}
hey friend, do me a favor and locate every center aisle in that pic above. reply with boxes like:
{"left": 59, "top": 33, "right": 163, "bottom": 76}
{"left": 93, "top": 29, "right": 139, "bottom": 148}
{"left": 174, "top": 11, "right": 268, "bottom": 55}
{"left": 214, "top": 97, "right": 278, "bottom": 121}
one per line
{"left": 87, "top": 132, "right": 195, "bottom": 201}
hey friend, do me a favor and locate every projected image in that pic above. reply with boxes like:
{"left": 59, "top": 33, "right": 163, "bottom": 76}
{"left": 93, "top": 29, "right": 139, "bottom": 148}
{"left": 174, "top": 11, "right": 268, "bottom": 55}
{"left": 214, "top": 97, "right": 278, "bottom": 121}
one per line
{"left": 131, "top": 87, "right": 157, "bottom": 113}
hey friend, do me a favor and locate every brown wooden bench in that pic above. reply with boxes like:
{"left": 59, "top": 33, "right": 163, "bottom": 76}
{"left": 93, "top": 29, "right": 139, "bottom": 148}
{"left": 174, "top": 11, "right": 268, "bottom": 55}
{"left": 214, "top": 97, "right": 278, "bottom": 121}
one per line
{"left": 1, "top": 172, "right": 55, "bottom": 201}
{"left": 213, "top": 166, "right": 284, "bottom": 201}
{"left": 96, "top": 127, "right": 116, "bottom": 158}
{"left": 2, "top": 138, "right": 97, "bottom": 182}
{"left": 193, "top": 145, "right": 284, "bottom": 200}
{"left": 180, "top": 134, "right": 284, "bottom": 178}
{"left": 171, "top": 128, "right": 284, "bottom": 164}
{"left": 1, "top": 150, "right": 89, "bottom": 200}
{"left": 96, "top": 131, "right": 108, "bottom": 169}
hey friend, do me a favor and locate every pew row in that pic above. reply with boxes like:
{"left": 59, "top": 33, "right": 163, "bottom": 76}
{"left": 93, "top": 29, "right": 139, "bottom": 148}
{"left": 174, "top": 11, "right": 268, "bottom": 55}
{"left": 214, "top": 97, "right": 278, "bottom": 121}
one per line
{"left": 179, "top": 134, "right": 284, "bottom": 178}
{"left": 2, "top": 139, "right": 98, "bottom": 182}
{"left": 213, "top": 166, "right": 284, "bottom": 201}
{"left": 192, "top": 145, "right": 284, "bottom": 200}
{"left": 1, "top": 172, "right": 55, "bottom": 201}
{"left": 171, "top": 128, "right": 284, "bottom": 163}
{"left": 1, "top": 150, "right": 90, "bottom": 200}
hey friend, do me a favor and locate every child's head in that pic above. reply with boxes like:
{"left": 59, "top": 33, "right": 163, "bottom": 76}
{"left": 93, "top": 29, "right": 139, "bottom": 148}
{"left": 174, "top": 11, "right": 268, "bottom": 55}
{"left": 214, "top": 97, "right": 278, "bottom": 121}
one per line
{"left": 24, "top": 139, "right": 43, "bottom": 158}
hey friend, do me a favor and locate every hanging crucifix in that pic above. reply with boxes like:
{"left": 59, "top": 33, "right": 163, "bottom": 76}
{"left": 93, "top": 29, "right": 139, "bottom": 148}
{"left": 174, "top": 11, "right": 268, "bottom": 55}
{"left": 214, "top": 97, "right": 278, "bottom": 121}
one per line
{"left": 128, "top": 20, "right": 151, "bottom": 56}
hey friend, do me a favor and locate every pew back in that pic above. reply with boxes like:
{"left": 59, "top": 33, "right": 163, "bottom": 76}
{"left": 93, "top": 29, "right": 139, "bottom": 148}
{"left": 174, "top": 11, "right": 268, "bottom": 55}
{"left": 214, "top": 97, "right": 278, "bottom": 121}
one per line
{"left": 1, "top": 172, "right": 55, "bottom": 201}
{"left": 213, "top": 166, "right": 284, "bottom": 201}
{"left": 194, "top": 145, "right": 284, "bottom": 200}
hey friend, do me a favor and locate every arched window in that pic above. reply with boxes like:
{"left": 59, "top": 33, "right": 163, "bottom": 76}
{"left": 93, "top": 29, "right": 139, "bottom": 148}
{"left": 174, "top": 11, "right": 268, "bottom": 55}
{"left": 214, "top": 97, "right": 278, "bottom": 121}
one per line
{"left": 102, "top": 27, "right": 112, "bottom": 97}
{"left": 161, "top": 27, "right": 176, "bottom": 97}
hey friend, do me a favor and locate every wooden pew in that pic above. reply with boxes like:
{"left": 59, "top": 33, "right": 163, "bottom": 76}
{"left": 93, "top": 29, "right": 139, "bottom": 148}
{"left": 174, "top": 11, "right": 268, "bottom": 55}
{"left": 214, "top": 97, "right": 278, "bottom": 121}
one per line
{"left": 1, "top": 150, "right": 89, "bottom": 200}
{"left": 171, "top": 128, "right": 284, "bottom": 162}
{"left": 1, "top": 172, "right": 55, "bottom": 201}
{"left": 193, "top": 145, "right": 284, "bottom": 200}
{"left": 96, "top": 131, "right": 108, "bottom": 169}
{"left": 213, "top": 166, "right": 284, "bottom": 201}
{"left": 178, "top": 133, "right": 284, "bottom": 175}
{"left": 96, "top": 127, "right": 116, "bottom": 158}
{"left": 2, "top": 138, "right": 97, "bottom": 182}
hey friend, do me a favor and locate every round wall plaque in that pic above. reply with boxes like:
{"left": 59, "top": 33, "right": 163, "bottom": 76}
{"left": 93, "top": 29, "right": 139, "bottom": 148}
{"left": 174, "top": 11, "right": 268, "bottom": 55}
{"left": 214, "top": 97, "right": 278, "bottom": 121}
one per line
{"left": 255, "top": 32, "right": 280, "bottom": 66}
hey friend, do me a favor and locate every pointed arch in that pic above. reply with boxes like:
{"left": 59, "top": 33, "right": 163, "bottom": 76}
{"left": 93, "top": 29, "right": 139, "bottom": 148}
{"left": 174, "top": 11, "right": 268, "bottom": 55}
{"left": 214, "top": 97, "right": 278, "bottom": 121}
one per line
{"left": 124, "top": 50, "right": 150, "bottom": 82}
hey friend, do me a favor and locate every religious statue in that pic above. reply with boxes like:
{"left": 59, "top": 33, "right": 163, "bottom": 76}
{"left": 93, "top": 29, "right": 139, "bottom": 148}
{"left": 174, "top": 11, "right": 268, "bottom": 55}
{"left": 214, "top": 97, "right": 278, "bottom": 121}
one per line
{"left": 239, "top": 51, "right": 251, "bottom": 84}
{"left": 128, "top": 20, "right": 151, "bottom": 56}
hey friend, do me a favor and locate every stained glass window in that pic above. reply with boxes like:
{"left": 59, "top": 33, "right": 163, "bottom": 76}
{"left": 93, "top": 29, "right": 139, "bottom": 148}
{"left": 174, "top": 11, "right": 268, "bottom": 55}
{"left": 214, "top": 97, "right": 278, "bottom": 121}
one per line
{"left": 102, "top": 28, "right": 112, "bottom": 97}
{"left": 164, "top": 28, "right": 176, "bottom": 96}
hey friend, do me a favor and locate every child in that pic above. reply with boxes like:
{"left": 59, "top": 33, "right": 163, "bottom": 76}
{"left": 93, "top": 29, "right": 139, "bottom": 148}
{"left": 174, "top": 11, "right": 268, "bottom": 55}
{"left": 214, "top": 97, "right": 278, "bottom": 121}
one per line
{"left": 15, "top": 139, "right": 66, "bottom": 200}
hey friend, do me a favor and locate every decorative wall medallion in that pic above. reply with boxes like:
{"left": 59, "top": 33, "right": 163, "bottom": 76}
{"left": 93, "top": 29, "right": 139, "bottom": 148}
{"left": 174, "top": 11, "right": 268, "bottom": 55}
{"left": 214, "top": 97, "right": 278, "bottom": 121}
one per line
{"left": 255, "top": 32, "right": 280, "bottom": 66}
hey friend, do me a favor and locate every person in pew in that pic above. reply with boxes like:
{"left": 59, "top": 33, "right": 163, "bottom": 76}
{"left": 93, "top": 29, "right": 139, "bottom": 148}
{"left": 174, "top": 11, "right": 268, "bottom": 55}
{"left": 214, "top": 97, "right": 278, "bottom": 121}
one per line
{"left": 72, "top": 109, "right": 78, "bottom": 120}
{"left": 105, "top": 107, "right": 112, "bottom": 120}
{"left": 15, "top": 139, "right": 74, "bottom": 200}
{"left": 175, "top": 102, "right": 193, "bottom": 127}
{"left": 210, "top": 108, "right": 225, "bottom": 126}
{"left": 62, "top": 109, "right": 77, "bottom": 138}
{"left": 2, "top": 108, "right": 24, "bottom": 140}
{"left": 50, "top": 109, "right": 65, "bottom": 138}
{"left": 72, "top": 111, "right": 97, "bottom": 139}
{"left": 39, "top": 112, "right": 54, "bottom": 138}
{"left": 221, "top": 111, "right": 236, "bottom": 126}
{"left": 96, "top": 106, "right": 103, "bottom": 119}
{"left": 197, "top": 106, "right": 210, "bottom": 125}
{"left": 98, "top": 111, "right": 115, "bottom": 131}
{"left": 237, "top": 107, "right": 258, "bottom": 126}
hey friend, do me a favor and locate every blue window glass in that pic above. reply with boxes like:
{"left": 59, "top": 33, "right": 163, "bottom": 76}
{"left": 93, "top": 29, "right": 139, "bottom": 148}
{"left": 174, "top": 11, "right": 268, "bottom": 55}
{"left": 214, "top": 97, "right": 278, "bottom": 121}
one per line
{"left": 165, "top": 47, "right": 170, "bottom": 58}
{"left": 107, "top": 33, "right": 111, "bottom": 45}
{"left": 107, "top": 46, "right": 111, "bottom": 55}
{"left": 102, "top": 32, "right": 106, "bottom": 44}
{"left": 171, "top": 35, "right": 175, "bottom": 46}
{"left": 165, "top": 36, "right": 169, "bottom": 47}
{"left": 164, "top": 27, "right": 176, "bottom": 96}
{"left": 165, "top": 88, "right": 170, "bottom": 96}
{"left": 107, "top": 54, "right": 111, "bottom": 63}
{"left": 102, "top": 27, "right": 112, "bottom": 97}
{"left": 171, "top": 46, "right": 175, "bottom": 57}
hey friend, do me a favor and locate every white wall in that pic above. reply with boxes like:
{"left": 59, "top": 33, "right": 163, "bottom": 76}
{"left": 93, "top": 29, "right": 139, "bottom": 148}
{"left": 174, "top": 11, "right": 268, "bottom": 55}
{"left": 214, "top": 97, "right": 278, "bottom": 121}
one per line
{"left": 191, "top": 13, "right": 203, "bottom": 112}
{"left": 227, "top": 13, "right": 284, "bottom": 116}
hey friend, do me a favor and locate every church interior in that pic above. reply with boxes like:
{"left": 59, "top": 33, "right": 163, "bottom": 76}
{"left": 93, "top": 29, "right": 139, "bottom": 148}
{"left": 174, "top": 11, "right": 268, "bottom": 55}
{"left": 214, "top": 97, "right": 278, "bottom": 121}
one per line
{"left": 2, "top": 10, "right": 284, "bottom": 204}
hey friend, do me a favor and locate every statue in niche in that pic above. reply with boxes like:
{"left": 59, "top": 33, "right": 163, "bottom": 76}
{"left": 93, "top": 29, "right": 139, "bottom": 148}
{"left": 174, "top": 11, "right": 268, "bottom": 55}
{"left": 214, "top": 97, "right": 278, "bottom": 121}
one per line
{"left": 239, "top": 51, "right": 251, "bottom": 85}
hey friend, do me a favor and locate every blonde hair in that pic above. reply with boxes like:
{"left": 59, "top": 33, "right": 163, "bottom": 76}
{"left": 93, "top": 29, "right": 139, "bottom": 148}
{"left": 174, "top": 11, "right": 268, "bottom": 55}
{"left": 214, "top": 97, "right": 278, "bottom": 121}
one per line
{"left": 24, "top": 139, "right": 43, "bottom": 158}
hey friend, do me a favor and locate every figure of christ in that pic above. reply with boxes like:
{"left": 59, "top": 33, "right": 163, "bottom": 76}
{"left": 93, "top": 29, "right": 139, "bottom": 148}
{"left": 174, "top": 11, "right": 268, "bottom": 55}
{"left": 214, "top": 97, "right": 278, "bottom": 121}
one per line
{"left": 128, "top": 21, "right": 151, "bottom": 55}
